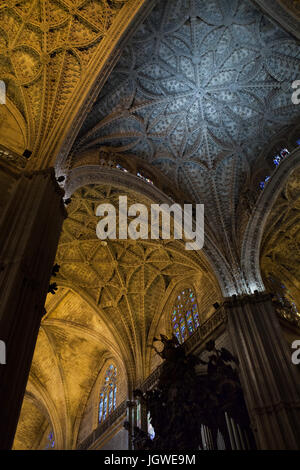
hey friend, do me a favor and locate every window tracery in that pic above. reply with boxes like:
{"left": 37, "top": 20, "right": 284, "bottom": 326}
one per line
{"left": 171, "top": 288, "right": 200, "bottom": 344}
{"left": 99, "top": 364, "right": 117, "bottom": 423}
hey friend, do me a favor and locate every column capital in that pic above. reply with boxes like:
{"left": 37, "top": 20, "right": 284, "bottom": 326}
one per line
{"left": 224, "top": 290, "right": 273, "bottom": 307}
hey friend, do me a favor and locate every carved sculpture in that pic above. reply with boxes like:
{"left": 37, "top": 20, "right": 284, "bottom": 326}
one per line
{"left": 131, "top": 336, "right": 251, "bottom": 450}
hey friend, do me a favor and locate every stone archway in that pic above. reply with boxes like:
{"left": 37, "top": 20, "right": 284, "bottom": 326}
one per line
{"left": 241, "top": 147, "right": 300, "bottom": 293}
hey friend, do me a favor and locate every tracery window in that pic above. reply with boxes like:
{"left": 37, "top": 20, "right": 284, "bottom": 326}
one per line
{"left": 171, "top": 288, "right": 200, "bottom": 344}
{"left": 98, "top": 364, "right": 117, "bottom": 423}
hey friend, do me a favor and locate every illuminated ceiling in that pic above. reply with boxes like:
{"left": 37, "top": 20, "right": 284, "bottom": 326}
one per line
{"left": 73, "top": 0, "right": 300, "bottom": 257}
{"left": 0, "top": 0, "right": 138, "bottom": 163}
{"left": 54, "top": 183, "right": 219, "bottom": 373}
{"left": 13, "top": 183, "right": 220, "bottom": 449}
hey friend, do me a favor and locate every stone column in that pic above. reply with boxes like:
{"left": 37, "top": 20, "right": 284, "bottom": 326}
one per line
{"left": 225, "top": 292, "right": 300, "bottom": 450}
{"left": 126, "top": 400, "right": 135, "bottom": 450}
{"left": 0, "top": 169, "right": 66, "bottom": 450}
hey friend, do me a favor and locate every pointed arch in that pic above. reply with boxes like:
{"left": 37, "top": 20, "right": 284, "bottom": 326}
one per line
{"left": 241, "top": 147, "right": 300, "bottom": 293}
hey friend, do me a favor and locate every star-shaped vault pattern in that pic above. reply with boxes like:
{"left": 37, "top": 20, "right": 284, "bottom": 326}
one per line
{"left": 74, "top": 0, "right": 300, "bottom": 257}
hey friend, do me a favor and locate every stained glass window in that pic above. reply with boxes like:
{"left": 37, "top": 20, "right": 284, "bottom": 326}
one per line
{"left": 147, "top": 411, "right": 155, "bottom": 440}
{"left": 171, "top": 288, "right": 200, "bottom": 344}
{"left": 273, "top": 148, "right": 289, "bottom": 166}
{"left": 259, "top": 148, "right": 291, "bottom": 190}
{"left": 98, "top": 364, "right": 117, "bottom": 423}
{"left": 259, "top": 175, "right": 270, "bottom": 190}
{"left": 137, "top": 171, "right": 154, "bottom": 185}
{"left": 44, "top": 430, "right": 55, "bottom": 450}
{"left": 116, "top": 163, "right": 128, "bottom": 172}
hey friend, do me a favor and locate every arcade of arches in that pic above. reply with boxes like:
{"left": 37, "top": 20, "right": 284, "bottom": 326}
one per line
{"left": 0, "top": 0, "right": 299, "bottom": 451}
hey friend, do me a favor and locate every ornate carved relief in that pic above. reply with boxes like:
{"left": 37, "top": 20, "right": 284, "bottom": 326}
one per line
{"left": 72, "top": 0, "right": 300, "bottom": 270}
{"left": 241, "top": 148, "right": 300, "bottom": 293}
{"left": 261, "top": 164, "right": 300, "bottom": 310}
{"left": 0, "top": 0, "right": 150, "bottom": 165}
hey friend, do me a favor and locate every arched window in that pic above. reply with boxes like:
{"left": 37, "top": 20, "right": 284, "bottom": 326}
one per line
{"left": 171, "top": 288, "right": 200, "bottom": 344}
{"left": 98, "top": 364, "right": 117, "bottom": 423}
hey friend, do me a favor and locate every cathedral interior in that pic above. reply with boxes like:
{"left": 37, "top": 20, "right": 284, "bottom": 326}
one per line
{"left": 0, "top": 0, "right": 300, "bottom": 451}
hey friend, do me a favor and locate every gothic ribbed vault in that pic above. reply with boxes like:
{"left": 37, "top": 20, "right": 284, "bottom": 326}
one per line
{"left": 261, "top": 164, "right": 300, "bottom": 307}
{"left": 0, "top": 0, "right": 151, "bottom": 165}
{"left": 72, "top": 0, "right": 300, "bottom": 259}
{"left": 13, "top": 183, "right": 221, "bottom": 449}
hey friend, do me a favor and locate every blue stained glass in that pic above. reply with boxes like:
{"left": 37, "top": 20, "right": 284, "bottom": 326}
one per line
{"left": 296, "top": 139, "right": 300, "bottom": 146}
{"left": 114, "top": 386, "right": 117, "bottom": 408}
{"left": 259, "top": 147, "right": 292, "bottom": 190}
{"left": 103, "top": 395, "right": 108, "bottom": 418}
{"left": 99, "top": 401, "right": 103, "bottom": 422}
{"left": 109, "top": 389, "right": 113, "bottom": 412}
{"left": 44, "top": 430, "right": 55, "bottom": 450}
{"left": 171, "top": 288, "right": 200, "bottom": 343}
{"left": 273, "top": 157, "right": 280, "bottom": 166}
{"left": 260, "top": 175, "right": 271, "bottom": 189}
{"left": 99, "top": 365, "right": 117, "bottom": 423}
